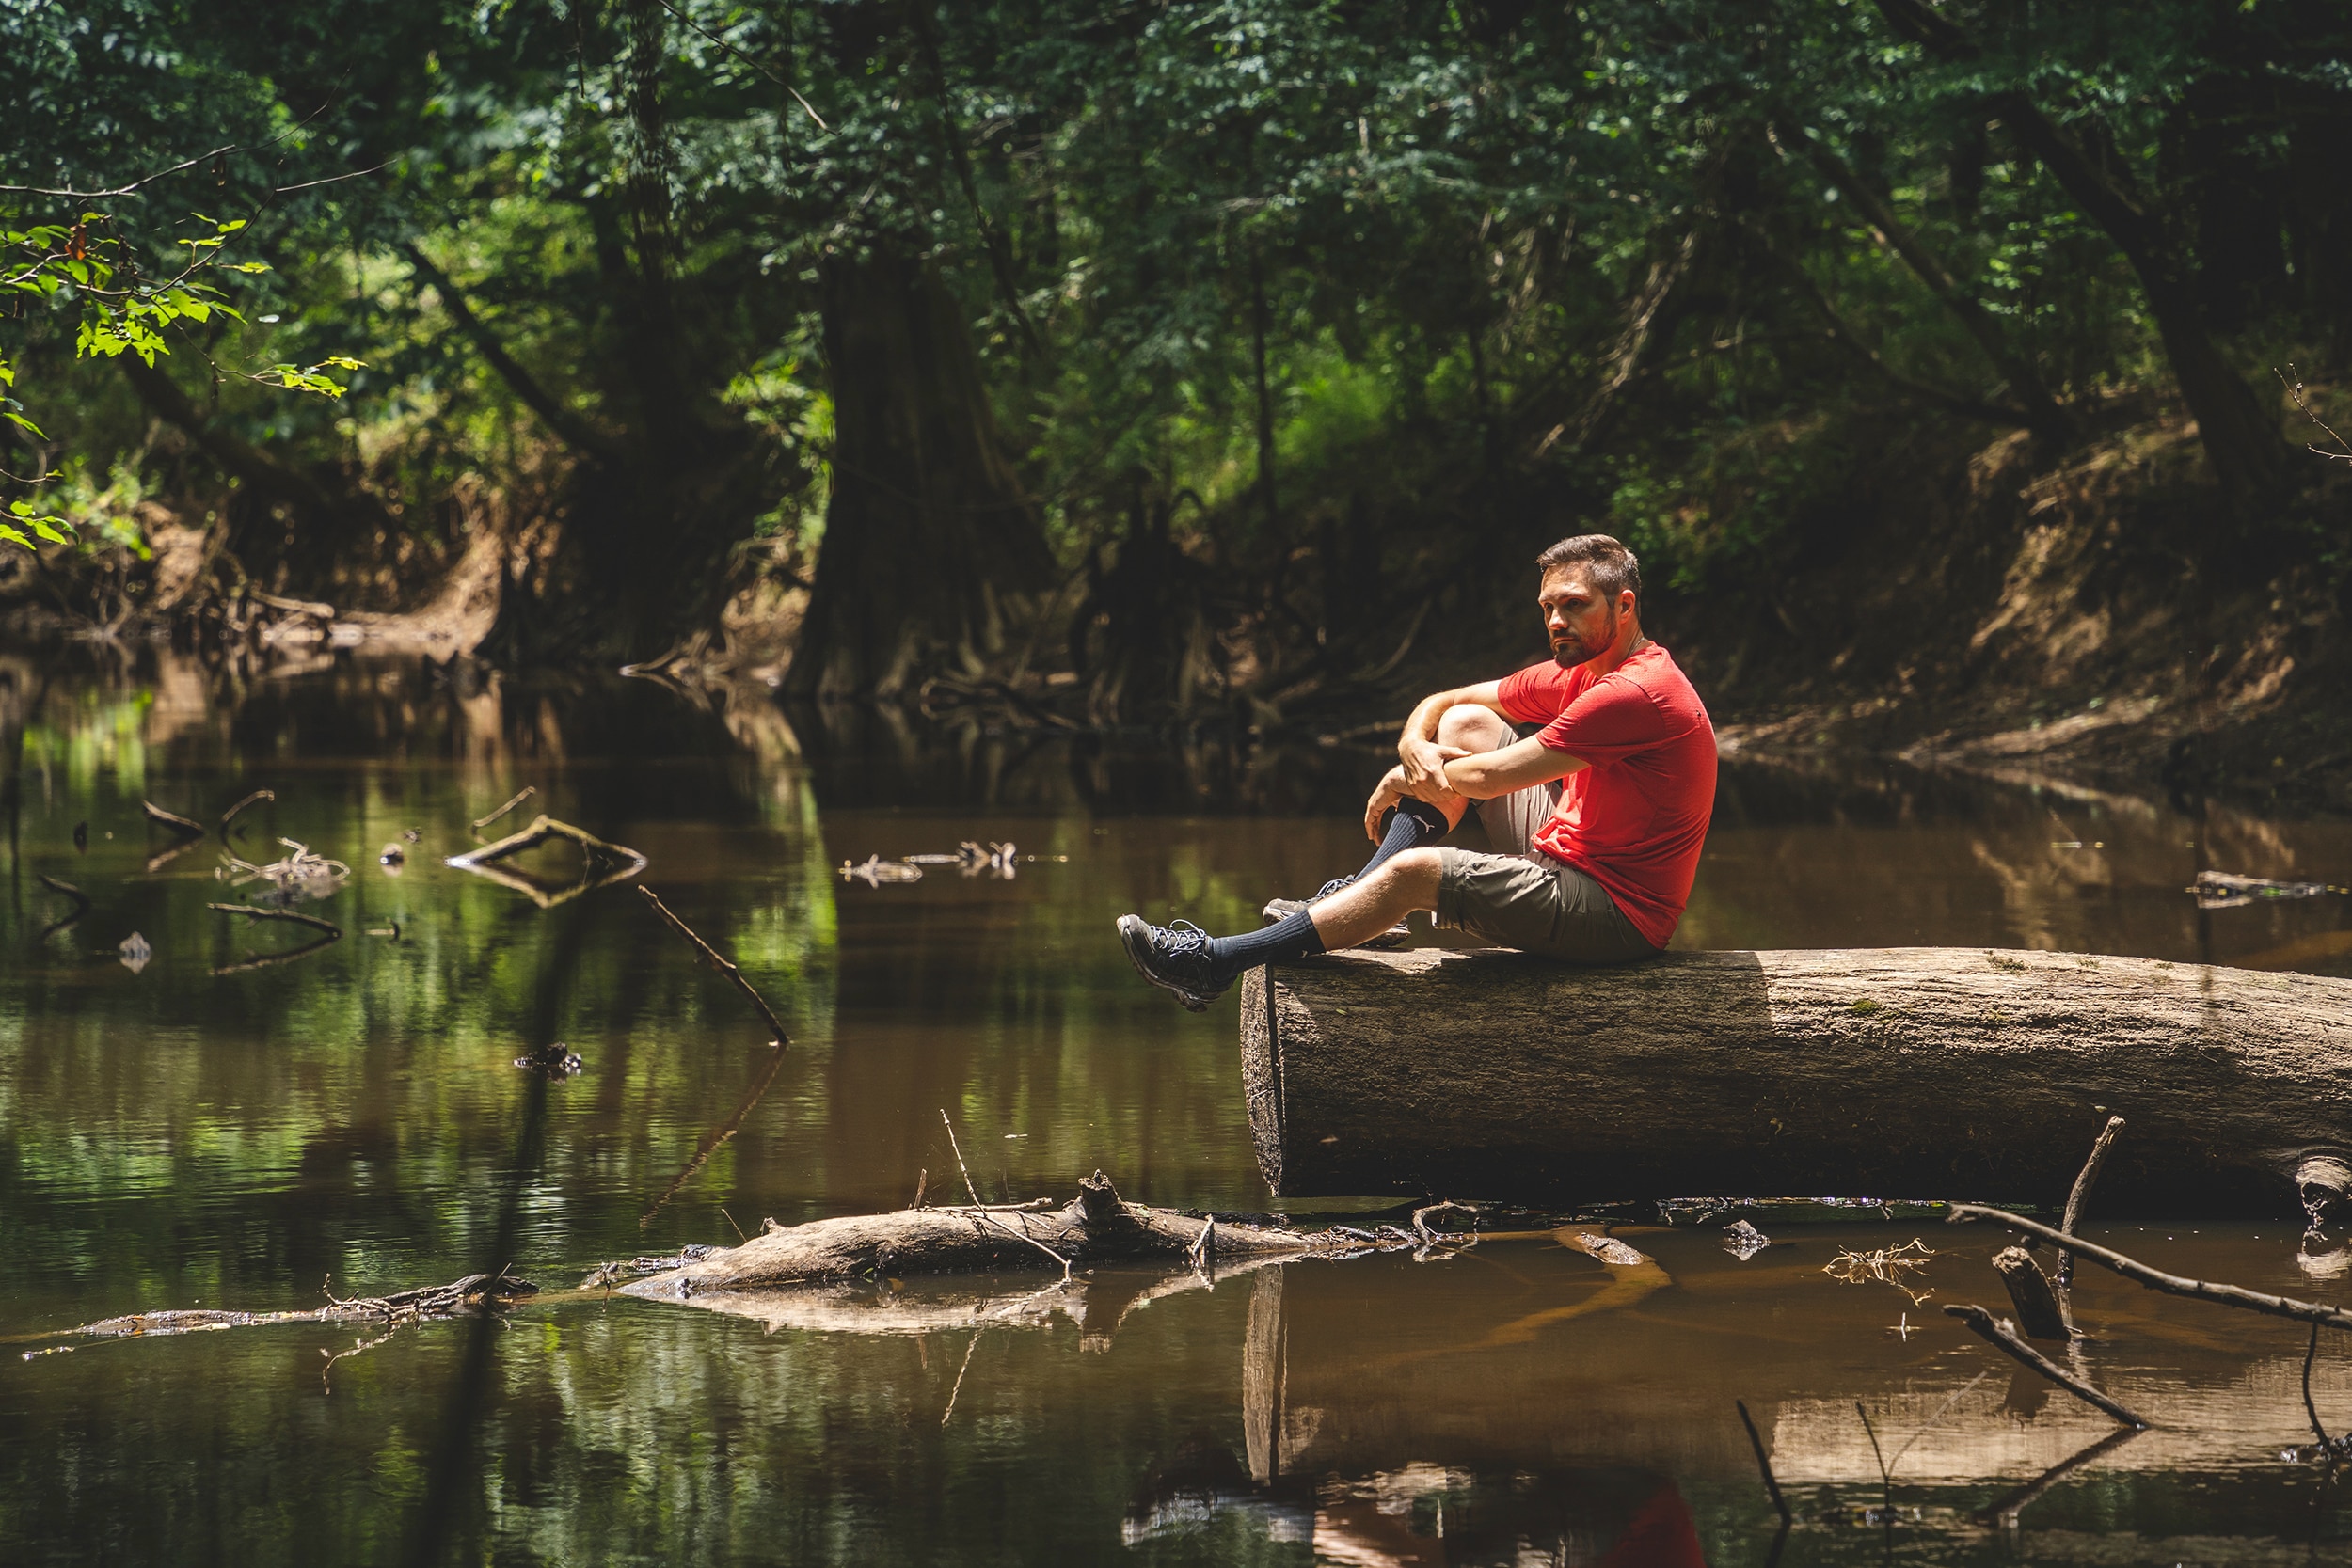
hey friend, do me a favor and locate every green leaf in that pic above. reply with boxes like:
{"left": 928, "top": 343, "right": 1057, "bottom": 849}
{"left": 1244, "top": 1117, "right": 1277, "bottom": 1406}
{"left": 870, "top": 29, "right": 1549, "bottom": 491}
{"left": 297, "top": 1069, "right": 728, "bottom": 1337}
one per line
{"left": 4, "top": 411, "right": 47, "bottom": 438}
{"left": 0, "top": 525, "right": 33, "bottom": 551}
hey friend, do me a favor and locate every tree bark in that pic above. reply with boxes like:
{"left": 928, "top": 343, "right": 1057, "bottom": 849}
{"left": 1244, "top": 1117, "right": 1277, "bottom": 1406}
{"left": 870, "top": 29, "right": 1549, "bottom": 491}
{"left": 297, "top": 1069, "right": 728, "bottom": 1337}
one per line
{"left": 1238, "top": 947, "right": 2352, "bottom": 1210}
{"left": 787, "top": 245, "right": 1050, "bottom": 701}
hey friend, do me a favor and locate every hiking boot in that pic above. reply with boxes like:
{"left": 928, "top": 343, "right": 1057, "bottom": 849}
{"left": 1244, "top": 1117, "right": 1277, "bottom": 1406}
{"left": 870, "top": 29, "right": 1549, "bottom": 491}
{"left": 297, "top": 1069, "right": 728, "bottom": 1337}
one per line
{"left": 1116, "top": 914, "right": 1230, "bottom": 1011}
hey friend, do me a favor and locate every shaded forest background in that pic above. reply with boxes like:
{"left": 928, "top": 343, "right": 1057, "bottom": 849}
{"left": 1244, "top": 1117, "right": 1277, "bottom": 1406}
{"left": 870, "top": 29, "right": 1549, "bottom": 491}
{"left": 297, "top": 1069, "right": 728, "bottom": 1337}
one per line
{"left": 5, "top": 0, "right": 2351, "bottom": 803}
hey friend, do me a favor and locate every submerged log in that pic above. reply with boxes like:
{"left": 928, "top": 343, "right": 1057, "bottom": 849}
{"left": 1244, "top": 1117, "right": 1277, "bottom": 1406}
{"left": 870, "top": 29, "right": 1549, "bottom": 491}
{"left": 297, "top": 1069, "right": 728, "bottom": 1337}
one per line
{"left": 622, "top": 1172, "right": 1386, "bottom": 1298}
{"left": 1238, "top": 947, "right": 2352, "bottom": 1211}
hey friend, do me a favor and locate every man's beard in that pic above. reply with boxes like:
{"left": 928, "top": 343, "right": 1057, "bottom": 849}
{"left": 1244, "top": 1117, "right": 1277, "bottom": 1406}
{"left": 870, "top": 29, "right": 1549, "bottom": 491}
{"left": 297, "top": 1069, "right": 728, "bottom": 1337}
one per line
{"left": 1551, "top": 608, "right": 1618, "bottom": 669}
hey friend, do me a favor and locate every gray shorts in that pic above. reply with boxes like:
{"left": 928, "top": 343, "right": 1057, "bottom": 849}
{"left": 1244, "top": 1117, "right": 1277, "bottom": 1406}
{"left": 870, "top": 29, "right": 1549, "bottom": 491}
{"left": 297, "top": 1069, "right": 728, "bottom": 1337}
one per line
{"left": 1433, "top": 782, "right": 1661, "bottom": 965}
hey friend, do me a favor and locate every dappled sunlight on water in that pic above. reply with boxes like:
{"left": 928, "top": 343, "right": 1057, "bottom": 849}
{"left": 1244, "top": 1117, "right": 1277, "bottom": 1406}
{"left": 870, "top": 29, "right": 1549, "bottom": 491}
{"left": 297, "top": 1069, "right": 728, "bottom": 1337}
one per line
{"left": 7, "top": 651, "right": 2352, "bottom": 1563}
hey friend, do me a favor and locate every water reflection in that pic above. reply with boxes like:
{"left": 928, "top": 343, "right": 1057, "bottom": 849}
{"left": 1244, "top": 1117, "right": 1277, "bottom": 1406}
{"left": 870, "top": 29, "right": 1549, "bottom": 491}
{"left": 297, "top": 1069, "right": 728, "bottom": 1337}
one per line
{"left": 8, "top": 649, "right": 2352, "bottom": 1564}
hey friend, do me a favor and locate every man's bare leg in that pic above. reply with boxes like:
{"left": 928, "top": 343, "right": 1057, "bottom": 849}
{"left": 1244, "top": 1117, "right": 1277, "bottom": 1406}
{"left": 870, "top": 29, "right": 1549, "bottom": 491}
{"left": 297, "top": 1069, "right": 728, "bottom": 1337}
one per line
{"left": 1308, "top": 847, "right": 1443, "bottom": 951}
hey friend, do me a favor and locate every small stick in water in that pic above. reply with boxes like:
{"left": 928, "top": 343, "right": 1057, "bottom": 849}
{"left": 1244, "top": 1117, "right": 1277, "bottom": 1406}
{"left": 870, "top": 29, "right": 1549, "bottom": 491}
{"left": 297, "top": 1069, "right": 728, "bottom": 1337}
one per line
{"left": 143, "top": 800, "right": 205, "bottom": 839}
{"left": 1951, "top": 1202, "right": 2352, "bottom": 1331}
{"left": 36, "top": 875, "right": 89, "bottom": 943}
{"left": 1735, "top": 1400, "right": 1791, "bottom": 1524}
{"left": 217, "top": 788, "right": 274, "bottom": 841}
{"left": 470, "top": 786, "right": 537, "bottom": 832}
{"left": 2058, "top": 1115, "right": 2124, "bottom": 1289}
{"left": 639, "top": 886, "right": 788, "bottom": 1046}
{"left": 1944, "top": 1305, "right": 2149, "bottom": 1427}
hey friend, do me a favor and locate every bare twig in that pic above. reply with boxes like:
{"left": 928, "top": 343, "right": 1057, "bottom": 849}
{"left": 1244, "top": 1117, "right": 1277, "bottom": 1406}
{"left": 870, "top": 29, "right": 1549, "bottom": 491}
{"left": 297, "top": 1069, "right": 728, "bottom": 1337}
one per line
{"left": 35, "top": 875, "right": 88, "bottom": 943}
{"left": 1887, "top": 1370, "right": 1991, "bottom": 1473}
{"left": 638, "top": 887, "right": 788, "bottom": 1045}
{"left": 1973, "top": 1425, "right": 2143, "bottom": 1528}
{"left": 216, "top": 788, "right": 274, "bottom": 840}
{"left": 718, "top": 1208, "right": 747, "bottom": 1244}
{"left": 1944, "top": 1305, "right": 2149, "bottom": 1427}
{"left": 2058, "top": 1116, "right": 2124, "bottom": 1289}
{"left": 1736, "top": 1399, "right": 1792, "bottom": 1524}
{"left": 941, "top": 1110, "right": 983, "bottom": 1206}
{"left": 319, "top": 1327, "right": 396, "bottom": 1396}
{"left": 637, "top": 1044, "right": 790, "bottom": 1230}
{"left": 470, "top": 786, "right": 536, "bottom": 833}
{"left": 2280, "top": 366, "right": 2352, "bottom": 462}
{"left": 1857, "top": 1402, "right": 1893, "bottom": 1519}
{"left": 1951, "top": 1204, "right": 2352, "bottom": 1331}
{"left": 143, "top": 800, "right": 205, "bottom": 838}
{"left": 650, "top": 0, "right": 828, "bottom": 130}
{"left": 1412, "top": 1200, "right": 1480, "bottom": 1245}
{"left": 204, "top": 901, "right": 342, "bottom": 974}
{"left": 941, "top": 1329, "right": 982, "bottom": 1425}
{"left": 938, "top": 1110, "right": 1072, "bottom": 1279}
{"left": 205, "top": 901, "right": 341, "bottom": 936}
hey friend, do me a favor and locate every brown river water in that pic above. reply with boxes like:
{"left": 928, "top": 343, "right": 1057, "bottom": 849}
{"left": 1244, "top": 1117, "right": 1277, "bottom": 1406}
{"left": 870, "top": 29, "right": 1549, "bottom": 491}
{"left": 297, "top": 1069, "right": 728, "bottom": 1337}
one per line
{"left": 7, "top": 651, "right": 2352, "bottom": 1565}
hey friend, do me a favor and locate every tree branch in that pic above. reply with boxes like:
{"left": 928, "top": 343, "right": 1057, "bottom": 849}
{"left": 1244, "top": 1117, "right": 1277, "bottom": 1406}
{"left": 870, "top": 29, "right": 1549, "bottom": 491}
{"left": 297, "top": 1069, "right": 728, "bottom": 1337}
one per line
{"left": 401, "top": 242, "right": 621, "bottom": 465}
{"left": 1779, "top": 126, "right": 2073, "bottom": 440}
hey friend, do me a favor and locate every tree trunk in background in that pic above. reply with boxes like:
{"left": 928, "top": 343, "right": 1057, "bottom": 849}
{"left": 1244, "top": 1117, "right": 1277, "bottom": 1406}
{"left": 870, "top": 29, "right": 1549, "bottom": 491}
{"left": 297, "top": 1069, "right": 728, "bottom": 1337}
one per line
{"left": 788, "top": 246, "right": 1050, "bottom": 701}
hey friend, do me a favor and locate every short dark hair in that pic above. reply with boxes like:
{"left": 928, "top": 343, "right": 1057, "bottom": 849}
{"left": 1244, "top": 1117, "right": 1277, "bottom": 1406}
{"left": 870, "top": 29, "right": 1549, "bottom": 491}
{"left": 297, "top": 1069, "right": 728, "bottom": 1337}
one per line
{"left": 1534, "top": 533, "right": 1640, "bottom": 607}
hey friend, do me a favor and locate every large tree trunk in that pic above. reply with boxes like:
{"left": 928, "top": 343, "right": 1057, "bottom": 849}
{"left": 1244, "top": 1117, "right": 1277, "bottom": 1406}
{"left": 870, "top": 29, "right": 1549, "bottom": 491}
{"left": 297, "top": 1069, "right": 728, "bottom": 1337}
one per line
{"left": 1238, "top": 947, "right": 2352, "bottom": 1212}
{"left": 787, "top": 246, "right": 1051, "bottom": 702}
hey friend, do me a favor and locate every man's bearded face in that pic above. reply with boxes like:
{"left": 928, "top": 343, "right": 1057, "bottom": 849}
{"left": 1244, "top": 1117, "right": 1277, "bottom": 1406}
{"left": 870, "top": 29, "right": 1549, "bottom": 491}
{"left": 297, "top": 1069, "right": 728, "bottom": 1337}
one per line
{"left": 1540, "top": 570, "right": 1621, "bottom": 668}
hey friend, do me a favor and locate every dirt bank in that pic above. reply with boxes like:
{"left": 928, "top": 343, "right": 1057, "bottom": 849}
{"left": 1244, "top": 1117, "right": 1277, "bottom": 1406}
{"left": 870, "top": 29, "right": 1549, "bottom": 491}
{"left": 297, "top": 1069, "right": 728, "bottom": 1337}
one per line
{"left": 1659, "top": 404, "right": 2352, "bottom": 816}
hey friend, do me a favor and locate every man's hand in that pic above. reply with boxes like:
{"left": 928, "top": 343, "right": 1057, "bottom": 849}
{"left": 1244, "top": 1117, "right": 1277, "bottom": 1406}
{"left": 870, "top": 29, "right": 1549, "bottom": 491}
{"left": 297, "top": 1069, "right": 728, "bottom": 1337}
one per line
{"left": 1398, "top": 736, "right": 1470, "bottom": 797}
{"left": 1362, "top": 764, "right": 1464, "bottom": 842}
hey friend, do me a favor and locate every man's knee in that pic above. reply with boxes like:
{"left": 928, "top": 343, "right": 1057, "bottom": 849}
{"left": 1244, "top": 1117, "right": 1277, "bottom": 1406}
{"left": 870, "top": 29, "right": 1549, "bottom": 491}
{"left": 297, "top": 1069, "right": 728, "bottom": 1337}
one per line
{"left": 1369, "top": 846, "right": 1445, "bottom": 883}
{"left": 1437, "top": 703, "right": 1512, "bottom": 751}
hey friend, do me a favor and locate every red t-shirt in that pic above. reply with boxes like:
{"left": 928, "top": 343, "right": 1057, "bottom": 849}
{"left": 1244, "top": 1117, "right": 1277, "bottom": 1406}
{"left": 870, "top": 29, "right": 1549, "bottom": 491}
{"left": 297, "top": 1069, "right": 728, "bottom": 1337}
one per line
{"left": 1493, "top": 641, "right": 1716, "bottom": 948}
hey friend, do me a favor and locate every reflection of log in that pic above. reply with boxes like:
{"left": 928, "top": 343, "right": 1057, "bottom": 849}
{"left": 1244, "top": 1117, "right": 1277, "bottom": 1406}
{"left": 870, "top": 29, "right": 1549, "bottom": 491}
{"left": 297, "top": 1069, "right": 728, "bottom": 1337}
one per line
{"left": 660, "top": 1255, "right": 1288, "bottom": 1348}
{"left": 1240, "top": 948, "right": 2352, "bottom": 1209}
{"left": 624, "top": 1172, "right": 1369, "bottom": 1297}
{"left": 443, "top": 814, "right": 646, "bottom": 907}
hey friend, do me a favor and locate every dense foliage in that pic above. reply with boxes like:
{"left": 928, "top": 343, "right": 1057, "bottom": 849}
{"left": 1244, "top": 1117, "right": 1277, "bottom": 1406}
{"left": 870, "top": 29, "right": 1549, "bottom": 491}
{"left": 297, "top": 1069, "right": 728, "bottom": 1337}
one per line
{"left": 5, "top": 0, "right": 2348, "bottom": 711}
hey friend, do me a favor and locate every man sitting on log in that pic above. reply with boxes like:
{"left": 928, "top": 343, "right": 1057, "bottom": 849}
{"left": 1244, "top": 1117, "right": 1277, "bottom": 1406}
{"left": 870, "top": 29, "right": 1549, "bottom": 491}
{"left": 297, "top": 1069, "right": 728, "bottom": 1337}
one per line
{"left": 1117, "top": 532, "right": 1716, "bottom": 1010}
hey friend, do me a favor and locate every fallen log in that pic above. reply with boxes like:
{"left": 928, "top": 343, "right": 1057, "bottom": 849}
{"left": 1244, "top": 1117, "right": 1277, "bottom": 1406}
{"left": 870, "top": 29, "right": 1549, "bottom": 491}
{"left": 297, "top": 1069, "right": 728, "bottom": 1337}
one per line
{"left": 1238, "top": 946, "right": 2352, "bottom": 1210}
{"left": 621, "top": 1171, "right": 1398, "bottom": 1298}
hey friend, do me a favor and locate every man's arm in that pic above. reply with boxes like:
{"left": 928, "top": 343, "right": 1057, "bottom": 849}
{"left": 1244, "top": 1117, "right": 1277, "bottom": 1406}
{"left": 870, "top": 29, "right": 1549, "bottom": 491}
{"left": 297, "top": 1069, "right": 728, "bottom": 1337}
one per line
{"left": 1397, "top": 679, "right": 1508, "bottom": 795}
{"left": 1438, "top": 734, "right": 1587, "bottom": 800}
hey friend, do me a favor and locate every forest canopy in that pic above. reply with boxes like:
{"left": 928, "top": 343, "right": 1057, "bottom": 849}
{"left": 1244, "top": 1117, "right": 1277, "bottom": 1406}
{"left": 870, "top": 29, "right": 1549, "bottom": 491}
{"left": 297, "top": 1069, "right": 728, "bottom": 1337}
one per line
{"left": 5, "top": 0, "right": 2349, "bottom": 719}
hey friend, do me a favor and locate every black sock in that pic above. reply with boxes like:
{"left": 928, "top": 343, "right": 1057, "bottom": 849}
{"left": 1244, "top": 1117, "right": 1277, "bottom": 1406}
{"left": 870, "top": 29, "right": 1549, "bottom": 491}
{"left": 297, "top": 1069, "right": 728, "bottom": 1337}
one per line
{"left": 1355, "top": 797, "right": 1451, "bottom": 880}
{"left": 1207, "top": 908, "right": 1326, "bottom": 981}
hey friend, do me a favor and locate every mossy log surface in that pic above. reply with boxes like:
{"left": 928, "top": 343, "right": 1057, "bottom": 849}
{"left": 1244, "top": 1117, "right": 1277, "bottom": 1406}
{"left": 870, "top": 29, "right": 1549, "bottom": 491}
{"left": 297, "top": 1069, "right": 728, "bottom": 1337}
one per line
{"left": 621, "top": 1173, "right": 1361, "bottom": 1298}
{"left": 1238, "top": 947, "right": 2352, "bottom": 1212}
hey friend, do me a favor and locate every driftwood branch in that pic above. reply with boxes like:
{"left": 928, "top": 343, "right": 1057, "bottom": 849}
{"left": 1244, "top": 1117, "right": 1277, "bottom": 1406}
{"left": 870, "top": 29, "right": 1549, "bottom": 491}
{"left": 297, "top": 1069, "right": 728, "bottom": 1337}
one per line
{"left": 1943, "top": 1304, "right": 2148, "bottom": 1427}
{"left": 35, "top": 874, "right": 88, "bottom": 943}
{"left": 639, "top": 886, "right": 788, "bottom": 1046}
{"left": 2058, "top": 1115, "right": 2124, "bottom": 1289}
{"left": 142, "top": 800, "right": 207, "bottom": 872}
{"left": 470, "top": 786, "right": 536, "bottom": 833}
{"left": 205, "top": 902, "right": 344, "bottom": 974}
{"left": 27, "top": 1270, "right": 539, "bottom": 1354}
{"left": 1951, "top": 1203, "right": 2352, "bottom": 1331}
{"left": 623, "top": 1171, "right": 1396, "bottom": 1297}
{"left": 216, "top": 788, "right": 274, "bottom": 842}
{"left": 444, "top": 815, "right": 647, "bottom": 907}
